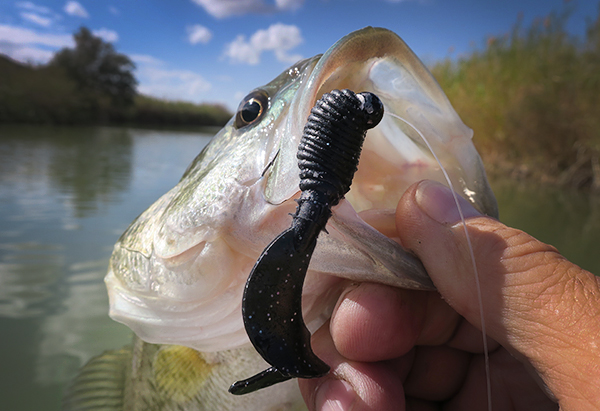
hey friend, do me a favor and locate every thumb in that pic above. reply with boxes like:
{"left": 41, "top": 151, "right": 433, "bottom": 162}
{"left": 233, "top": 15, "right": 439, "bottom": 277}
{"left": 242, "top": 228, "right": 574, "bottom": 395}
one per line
{"left": 396, "top": 180, "right": 600, "bottom": 409}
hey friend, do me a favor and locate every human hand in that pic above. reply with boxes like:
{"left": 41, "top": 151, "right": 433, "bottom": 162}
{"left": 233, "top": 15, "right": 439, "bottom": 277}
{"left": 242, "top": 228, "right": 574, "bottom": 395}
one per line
{"left": 299, "top": 180, "right": 600, "bottom": 411}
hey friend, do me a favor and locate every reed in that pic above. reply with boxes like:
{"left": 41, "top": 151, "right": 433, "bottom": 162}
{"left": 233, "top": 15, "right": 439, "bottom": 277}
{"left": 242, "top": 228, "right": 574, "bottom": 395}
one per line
{"left": 431, "top": 6, "right": 600, "bottom": 190}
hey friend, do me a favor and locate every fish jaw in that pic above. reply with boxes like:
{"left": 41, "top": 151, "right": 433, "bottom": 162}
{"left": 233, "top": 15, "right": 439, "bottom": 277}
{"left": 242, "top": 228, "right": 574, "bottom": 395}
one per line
{"left": 105, "top": 27, "right": 498, "bottom": 354}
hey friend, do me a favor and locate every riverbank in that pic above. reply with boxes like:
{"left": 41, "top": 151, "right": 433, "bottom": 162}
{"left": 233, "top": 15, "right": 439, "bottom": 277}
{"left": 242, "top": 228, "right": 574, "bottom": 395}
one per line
{"left": 430, "top": 8, "right": 600, "bottom": 192}
{"left": 0, "top": 55, "right": 231, "bottom": 127}
{"left": 482, "top": 152, "right": 600, "bottom": 194}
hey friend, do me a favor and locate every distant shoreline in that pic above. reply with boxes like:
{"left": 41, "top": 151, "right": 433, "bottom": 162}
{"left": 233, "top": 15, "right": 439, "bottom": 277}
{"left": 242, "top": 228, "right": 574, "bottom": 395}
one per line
{"left": 0, "top": 54, "right": 232, "bottom": 128}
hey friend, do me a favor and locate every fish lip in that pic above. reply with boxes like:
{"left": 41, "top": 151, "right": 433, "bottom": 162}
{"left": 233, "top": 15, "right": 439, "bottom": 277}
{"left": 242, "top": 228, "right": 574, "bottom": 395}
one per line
{"left": 294, "top": 26, "right": 435, "bottom": 127}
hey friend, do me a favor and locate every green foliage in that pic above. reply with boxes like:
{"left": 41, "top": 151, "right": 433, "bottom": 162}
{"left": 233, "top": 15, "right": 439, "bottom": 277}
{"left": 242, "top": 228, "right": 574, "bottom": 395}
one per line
{"left": 127, "top": 96, "right": 232, "bottom": 127}
{"left": 50, "top": 27, "right": 137, "bottom": 106}
{"left": 0, "top": 55, "right": 87, "bottom": 123}
{"left": 431, "top": 6, "right": 600, "bottom": 189}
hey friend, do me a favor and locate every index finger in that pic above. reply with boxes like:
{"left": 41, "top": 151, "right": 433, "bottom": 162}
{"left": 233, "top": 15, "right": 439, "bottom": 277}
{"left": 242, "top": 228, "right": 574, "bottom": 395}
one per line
{"left": 329, "top": 282, "right": 460, "bottom": 362}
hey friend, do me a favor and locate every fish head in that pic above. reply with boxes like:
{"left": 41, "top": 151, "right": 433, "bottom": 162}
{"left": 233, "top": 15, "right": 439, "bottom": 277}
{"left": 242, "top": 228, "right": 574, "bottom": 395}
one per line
{"left": 105, "top": 27, "right": 498, "bottom": 355}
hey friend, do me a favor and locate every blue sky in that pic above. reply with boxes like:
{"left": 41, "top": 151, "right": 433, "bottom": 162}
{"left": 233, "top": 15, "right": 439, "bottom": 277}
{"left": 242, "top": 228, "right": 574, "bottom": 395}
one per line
{"left": 1, "top": 0, "right": 598, "bottom": 110}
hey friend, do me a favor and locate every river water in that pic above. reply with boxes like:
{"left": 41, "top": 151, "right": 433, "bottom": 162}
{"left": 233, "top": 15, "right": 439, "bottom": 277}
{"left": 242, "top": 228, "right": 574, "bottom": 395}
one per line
{"left": 0, "top": 125, "right": 598, "bottom": 410}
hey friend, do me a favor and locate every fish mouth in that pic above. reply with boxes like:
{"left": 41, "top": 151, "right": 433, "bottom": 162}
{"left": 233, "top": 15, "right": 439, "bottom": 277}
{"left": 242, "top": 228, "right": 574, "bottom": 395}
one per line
{"left": 264, "top": 27, "right": 497, "bottom": 292}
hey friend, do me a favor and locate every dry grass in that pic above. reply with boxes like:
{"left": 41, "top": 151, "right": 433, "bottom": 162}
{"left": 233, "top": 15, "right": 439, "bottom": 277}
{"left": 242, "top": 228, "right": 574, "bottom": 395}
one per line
{"left": 431, "top": 6, "right": 600, "bottom": 190}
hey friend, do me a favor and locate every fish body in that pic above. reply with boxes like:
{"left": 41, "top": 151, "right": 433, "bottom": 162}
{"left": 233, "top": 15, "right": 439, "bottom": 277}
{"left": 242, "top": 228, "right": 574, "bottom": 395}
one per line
{"left": 63, "top": 335, "right": 305, "bottom": 411}
{"left": 64, "top": 27, "right": 497, "bottom": 410}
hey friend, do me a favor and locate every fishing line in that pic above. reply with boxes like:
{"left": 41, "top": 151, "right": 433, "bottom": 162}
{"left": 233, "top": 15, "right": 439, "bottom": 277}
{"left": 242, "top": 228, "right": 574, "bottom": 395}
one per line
{"left": 386, "top": 112, "right": 493, "bottom": 411}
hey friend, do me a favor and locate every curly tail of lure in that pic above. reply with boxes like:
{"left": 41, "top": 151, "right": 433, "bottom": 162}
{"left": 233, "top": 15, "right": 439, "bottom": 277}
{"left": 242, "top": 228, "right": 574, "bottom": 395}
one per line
{"left": 229, "top": 90, "right": 384, "bottom": 395}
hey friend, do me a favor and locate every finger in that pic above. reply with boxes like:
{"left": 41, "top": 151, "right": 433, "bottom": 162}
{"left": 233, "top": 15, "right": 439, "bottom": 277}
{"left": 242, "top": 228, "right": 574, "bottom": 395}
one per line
{"left": 446, "top": 349, "right": 557, "bottom": 411}
{"left": 329, "top": 283, "right": 461, "bottom": 362}
{"left": 404, "top": 398, "right": 441, "bottom": 411}
{"left": 403, "top": 345, "right": 470, "bottom": 401}
{"left": 396, "top": 179, "right": 600, "bottom": 408}
{"left": 299, "top": 322, "right": 410, "bottom": 411}
{"left": 446, "top": 317, "right": 500, "bottom": 354}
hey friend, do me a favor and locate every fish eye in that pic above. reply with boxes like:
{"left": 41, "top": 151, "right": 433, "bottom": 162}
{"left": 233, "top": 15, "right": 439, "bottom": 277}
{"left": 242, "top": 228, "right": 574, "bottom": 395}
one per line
{"left": 235, "top": 90, "right": 269, "bottom": 129}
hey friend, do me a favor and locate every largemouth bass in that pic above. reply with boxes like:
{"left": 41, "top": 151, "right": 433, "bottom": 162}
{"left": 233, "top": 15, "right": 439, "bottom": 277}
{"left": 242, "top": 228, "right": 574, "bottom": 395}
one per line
{"left": 64, "top": 27, "right": 498, "bottom": 411}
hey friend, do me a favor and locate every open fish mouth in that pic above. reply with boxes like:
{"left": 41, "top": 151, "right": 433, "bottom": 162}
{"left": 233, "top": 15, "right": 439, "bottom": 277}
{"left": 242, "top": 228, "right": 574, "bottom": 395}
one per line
{"left": 105, "top": 27, "right": 498, "bottom": 354}
{"left": 261, "top": 27, "right": 497, "bottom": 289}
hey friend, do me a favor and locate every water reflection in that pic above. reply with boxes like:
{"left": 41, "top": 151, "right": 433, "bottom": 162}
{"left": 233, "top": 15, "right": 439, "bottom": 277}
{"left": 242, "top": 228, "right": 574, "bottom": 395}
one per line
{"left": 0, "top": 126, "right": 133, "bottom": 319}
{"left": 1, "top": 125, "right": 133, "bottom": 218}
{"left": 0, "top": 242, "right": 64, "bottom": 318}
{"left": 47, "top": 128, "right": 133, "bottom": 218}
{"left": 0, "top": 125, "right": 213, "bottom": 410}
{"left": 36, "top": 259, "right": 131, "bottom": 385}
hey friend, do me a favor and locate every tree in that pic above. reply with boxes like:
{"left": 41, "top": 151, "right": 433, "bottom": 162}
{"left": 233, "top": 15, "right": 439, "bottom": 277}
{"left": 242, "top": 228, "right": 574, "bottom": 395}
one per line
{"left": 51, "top": 27, "right": 137, "bottom": 106}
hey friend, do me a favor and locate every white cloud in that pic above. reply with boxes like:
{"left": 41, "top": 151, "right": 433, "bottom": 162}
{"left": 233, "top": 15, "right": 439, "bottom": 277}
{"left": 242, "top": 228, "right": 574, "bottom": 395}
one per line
{"left": 382, "top": 0, "right": 423, "bottom": 3}
{"left": 0, "top": 24, "right": 73, "bottom": 63}
{"left": 216, "top": 74, "right": 233, "bottom": 82}
{"left": 233, "top": 90, "right": 245, "bottom": 102}
{"left": 130, "top": 54, "right": 164, "bottom": 65}
{"left": 92, "top": 28, "right": 118, "bottom": 43}
{"left": 17, "top": 2, "right": 61, "bottom": 27}
{"left": 191, "top": 0, "right": 304, "bottom": 18}
{"left": 225, "top": 35, "right": 260, "bottom": 65}
{"left": 0, "top": 24, "right": 73, "bottom": 47}
{"left": 275, "top": 0, "right": 304, "bottom": 10}
{"left": 108, "top": 6, "right": 119, "bottom": 15}
{"left": 134, "top": 55, "right": 211, "bottom": 102}
{"left": 0, "top": 43, "right": 54, "bottom": 63}
{"left": 20, "top": 12, "right": 52, "bottom": 27}
{"left": 187, "top": 24, "right": 212, "bottom": 45}
{"left": 191, "top": 0, "right": 266, "bottom": 18}
{"left": 137, "top": 67, "right": 211, "bottom": 101}
{"left": 16, "top": 2, "right": 51, "bottom": 14}
{"left": 224, "top": 23, "right": 302, "bottom": 65}
{"left": 64, "top": 1, "right": 89, "bottom": 18}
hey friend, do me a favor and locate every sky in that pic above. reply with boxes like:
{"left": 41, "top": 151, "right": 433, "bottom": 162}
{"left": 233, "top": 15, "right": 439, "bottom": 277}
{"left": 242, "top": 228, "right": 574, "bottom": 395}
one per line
{"left": 0, "top": 0, "right": 598, "bottom": 111}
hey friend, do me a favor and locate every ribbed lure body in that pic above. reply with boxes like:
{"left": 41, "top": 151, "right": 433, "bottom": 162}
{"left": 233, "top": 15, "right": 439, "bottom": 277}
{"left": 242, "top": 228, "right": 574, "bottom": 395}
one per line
{"left": 229, "top": 90, "right": 384, "bottom": 395}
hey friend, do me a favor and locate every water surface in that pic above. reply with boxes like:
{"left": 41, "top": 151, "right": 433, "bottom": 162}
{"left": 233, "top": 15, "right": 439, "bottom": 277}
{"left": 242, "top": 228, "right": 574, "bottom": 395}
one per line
{"left": 0, "top": 125, "right": 597, "bottom": 410}
{"left": 0, "top": 125, "right": 213, "bottom": 410}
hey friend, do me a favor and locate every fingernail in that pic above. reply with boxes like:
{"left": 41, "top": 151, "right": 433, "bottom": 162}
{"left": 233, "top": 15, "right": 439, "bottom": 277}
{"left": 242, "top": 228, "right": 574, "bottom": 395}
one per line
{"left": 315, "top": 379, "right": 355, "bottom": 411}
{"left": 415, "top": 180, "right": 481, "bottom": 225}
